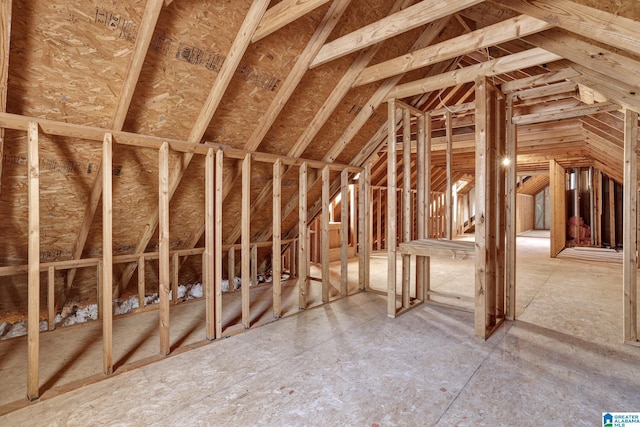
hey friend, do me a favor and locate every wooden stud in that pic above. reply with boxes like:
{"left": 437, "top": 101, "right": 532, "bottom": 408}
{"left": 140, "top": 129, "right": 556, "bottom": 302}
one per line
{"left": 340, "top": 169, "right": 349, "bottom": 296}
{"left": 251, "top": 245, "right": 258, "bottom": 291}
{"left": 298, "top": 163, "right": 308, "bottom": 309}
{"left": 402, "top": 108, "right": 411, "bottom": 309}
{"left": 241, "top": 154, "right": 251, "bottom": 329}
{"left": 27, "top": 121, "right": 40, "bottom": 401}
{"left": 609, "top": 179, "right": 616, "bottom": 248}
{"left": 445, "top": 110, "right": 453, "bottom": 240}
{"left": 273, "top": 159, "right": 282, "bottom": 317}
{"left": 205, "top": 148, "right": 215, "bottom": 340}
{"left": 215, "top": 149, "right": 223, "bottom": 338}
{"left": 387, "top": 100, "right": 398, "bottom": 317}
{"left": 376, "top": 188, "right": 382, "bottom": 250}
{"left": 47, "top": 266, "right": 55, "bottom": 331}
{"left": 623, "top": 109, "right": 638, "bottom": 343}
{"left": 158, "top": 142, "right": 170, "bottom": 356}
{"left": 495, "top": 95, "right": 506, "bottom": 320}
{"left": 549, "top": 160, "right": 567, "bottom": 257}
{"left": 138, "top": 255, "right": 146, "bottom": 308}
{"left": 364, "top": 163, "right": 371, "bottom": 290}
{"left": 102, "top": 133, "right": 114, "bottom": 374}
{"left": 321, "top": 166, "right": 330, "bottom": 303}
{"left": 474, "top": 77, "right": 491, "bottom": 339}
{"left": 0, "top": 0, "right": 10, "bottom": 194}
{"left": 171, "top": 253, "right": 179, "bottom": 303}
{"left": 416, "top": 113, "right": 427, "bottom": 301}
{"left": 505, "top": 95, "right": 517, "bottom": 320}
{"left": 228, "top": 248, "right": 235, "bottom": 286}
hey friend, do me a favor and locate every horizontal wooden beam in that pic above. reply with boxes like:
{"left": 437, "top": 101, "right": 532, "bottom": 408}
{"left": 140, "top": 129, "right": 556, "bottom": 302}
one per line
{"left": 387, "top": 48, "right": 562, "bottom": 100}
{"left": 0, "top": 112, "right": 361, "bottom": 173}
{"left": 311, "top": 0, "right": 483, "bottom": 68}
{"left": 512, "top": 101, "right": 620, "bottom": 125}
{"left": 500, "top": 67, "right": 581, "bottom": 93}
{"left": 355, "top": 14, "right": 552, "bottom": 87}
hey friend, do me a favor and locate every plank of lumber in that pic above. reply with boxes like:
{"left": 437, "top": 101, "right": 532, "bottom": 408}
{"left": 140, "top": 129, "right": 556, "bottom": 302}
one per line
{"left": 0, "top": 0, "right": 11, "bottom": 195}
{"left": 205, "top": 148, "right": 215, "bottom": 340}
{"left": 272, "top": 159, "right": 282, "bottom": 317}
{"left": 27, "top": 121, "right": 40, "bottom": 401}
{"left": 355, "top": 14, "right": 552, "bottom": 87}
{"left": 505, "top": 96, "right": 516, "bottom": 320}
{"left": 158, "top": 142, "right": 170, "bottom": 356}
{"left": 387, "top": 100, "right": 398, "bottom": 317}
{"left": 340, "top": 169, "right": 349, "bottom": 296}
{"left": 398, "top": 239, "right": 475, "bottom": 257}
{"left": 321, "top": 166, "right": 330, "bottom": 303}
{"left": 252, "top": 0, "right": 331, "bottom": 42}
{"left": 623, "top": 109, "right": 638, "bottom": 343}
{"left": 102, "top": 133, "right": 114, "bottom": 374}
{"left": 500, "top": 67, "right": 581, "bottom": 93}
{"left": 388, "top": 48, "right": 563, "bottom": 100}
{"left": 311, "top": 0, "right": 484, "bottom": 68}
{"left": 214, "top": 149, "right": 223, "bottom": 338}
{"left": 298, "top": 163, "right": 308, "bottom": 310}
{"left": 241, "top": 154, "right": 251, "bottom": 329}
{"left": 493, "top": 0, "right": 640, "bottom": 56}
{"left": 512, "top": 101, "right": 620, "bottom": 125}
{"left": 523, "top": 30, "right": 640, "bottom": 93}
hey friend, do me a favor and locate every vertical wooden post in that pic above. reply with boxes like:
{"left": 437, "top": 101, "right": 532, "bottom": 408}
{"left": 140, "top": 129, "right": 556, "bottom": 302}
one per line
{"left": 609, "top": 179, "right": 616, "bottom": 248}
{"left": 97, "top": 261, "right": 103, "bottom": 321}
{"left": 138, "top": 255, "right": 145, "bottom": 308}
{"left": 416, "top": 113, "right": 426, "bottom": 301}
{"left": 340, "top": 169, "right": 349, "bottom": 296}
{"left": 364, "top": 163, "right": 371, "bottom": 290}
{"left": 205, "top": 148, "right": 215, "bottom": 340}
{"left": 27, "top": 121, "right": 40, "bottom": 400}
{"left": 241, "top": 154, "right": 251, "bottom": 328}
{"left": 495, "top": 95, "right": 506, "bottom": 320}
{"left": 402, "top": 108, "right": 411, "bottom": 308}
{"left": 505, "top": 95, "right": 517, "bottom": 320}
{"left": 273, "top": 159, "right": 282, "bottom": 317}
{"left": 445, "top": 110, "right": 453, "bottom": 240}
{"left": 321, "top": 165, "right": 330, "bottom": 303}
{"left": 228, "top": 248, "right": 235, "bottom": 285}
{"left": 387, "top": 100, "right": 398, "bottom": 317}
{"left": 251, "top": 245, "right": 258, "bottom": 289}
{"left": 298, "top": 163, "right": 308, "bottom": 310}
{"left": 376, "top": 188, "right": 382, "bottom": 250}
{"left": 474, "top": 77, "right": 500, "bottom": 340}
{"left": 623, "top": 108, "right": 638, "bottom": 343}
{"left": 214, "top": 149, "right": 223, "bottom": 338}
{"left": 550, "top": 160, "right": 567, "bottom": 257}
{"left": 102, "top": 132, "right": 114, "bottom": 374}
{"left": 171, "top": 253, "right": 179, "bottom": 303}
{"left": 47, "top": 266, "right": 55, "bottom": 331}
{"left": 158, "top": 142, "right": 170, "bottom": 355}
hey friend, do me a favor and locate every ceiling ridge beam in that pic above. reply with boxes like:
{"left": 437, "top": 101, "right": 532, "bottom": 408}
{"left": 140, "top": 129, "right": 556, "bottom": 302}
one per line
{"left": 354, "top": 14, "right": 552, "bottom": 87}
{"left": 310, "top": 0, "right": 484, "bottom": 68}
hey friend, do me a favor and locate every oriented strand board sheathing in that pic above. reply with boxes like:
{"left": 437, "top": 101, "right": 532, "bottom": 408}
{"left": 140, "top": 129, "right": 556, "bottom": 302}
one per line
{"left": 7, "top": 0, "right": 144, "bottom": 126}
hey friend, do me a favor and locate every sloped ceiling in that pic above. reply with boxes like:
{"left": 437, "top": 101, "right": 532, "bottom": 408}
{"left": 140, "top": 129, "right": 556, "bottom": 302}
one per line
{"left": 0, "top": 0, "right": 639, "bottom": 314}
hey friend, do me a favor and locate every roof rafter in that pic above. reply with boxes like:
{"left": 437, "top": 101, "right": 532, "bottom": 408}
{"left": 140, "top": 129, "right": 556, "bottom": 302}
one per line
{"left": 0, "top": 0, "right": 11, "bottom": 195}
{"left": 354, "top": 14, "right": 552, "bottom": 87}
{"left": 310, "top": 0, "right": 485, "bottom": 68}
{"left": 114, "top": 0, "right": 271, "bottom": 297}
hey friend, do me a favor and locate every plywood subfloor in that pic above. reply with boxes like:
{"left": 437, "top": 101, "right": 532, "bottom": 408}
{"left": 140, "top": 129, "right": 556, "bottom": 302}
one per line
{"left": 1, "top": 234, "right": 639, "bottom": 424}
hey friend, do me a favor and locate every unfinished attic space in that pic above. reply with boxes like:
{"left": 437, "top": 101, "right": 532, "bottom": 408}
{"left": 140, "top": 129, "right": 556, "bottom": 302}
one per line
{"left": 2, "top": 0, "right": 640, "bottom": 424}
